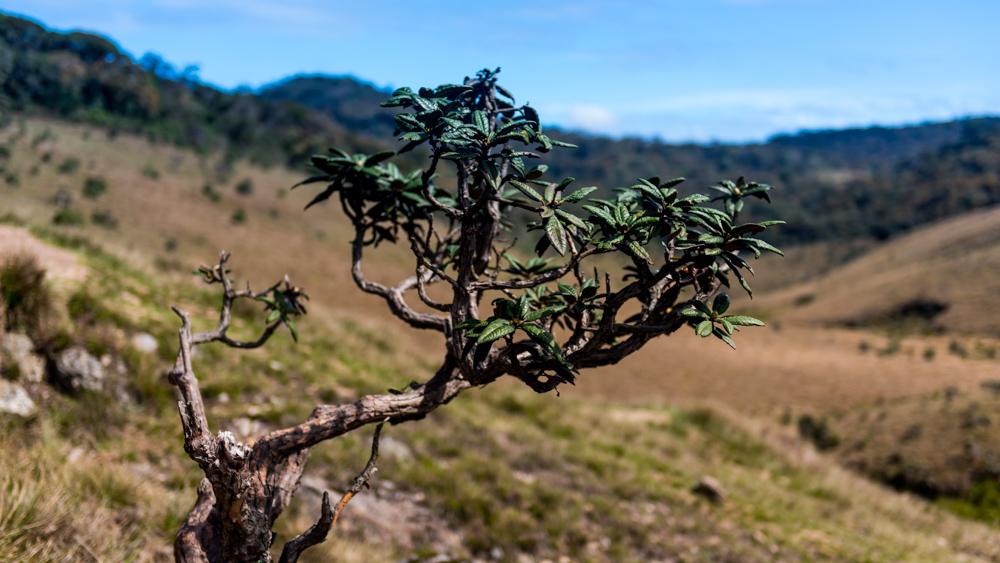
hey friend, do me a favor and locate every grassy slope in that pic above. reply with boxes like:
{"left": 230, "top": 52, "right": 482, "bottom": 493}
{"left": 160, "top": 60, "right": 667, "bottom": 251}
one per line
{"left": 1, "top": 228, "right": 998, "bottom": 563}
{"left": 746, "top": 205, "right": 1000, "bottom": 336}
{"left": 3, "top": 116, "right": 1000, "bottom": 560}
{"left": 0, "top": 117, "right": 415, "bottom": 322}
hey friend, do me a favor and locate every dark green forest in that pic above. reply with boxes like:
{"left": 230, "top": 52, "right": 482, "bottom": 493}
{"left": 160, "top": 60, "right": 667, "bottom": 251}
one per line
{"left": 2, "top": 12, "right": 999, "bottom": 247}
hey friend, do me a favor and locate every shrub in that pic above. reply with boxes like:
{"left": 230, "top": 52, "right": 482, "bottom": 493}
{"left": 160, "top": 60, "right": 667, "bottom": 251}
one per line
{"left": 58, "top": 156, "right": 81, "bottom": 174}
{"left": 52, "top": 208, "right": 85, "bottom": 226}
{"left": 201, "top": 184, "right": 221, "bottom": 203}
{"left": 82, "top": 177, "right": 108, "bottom": 199}
{"left": 0, "top": 254, "right": 54, "bottom": 337}
{"left": 797, "top": 414, "right": 841, "bottom": 451}
{"left": 141, "top": 164, "right": 160, "bottom": 179}
{"left": 91, "top": 210, "right": 118, "bottom": 229}
{"left": 235, "top": 178, "right": 253, "bottom": 196}
{"left": 949, "top": 340, "right": 968, "bottom": 358}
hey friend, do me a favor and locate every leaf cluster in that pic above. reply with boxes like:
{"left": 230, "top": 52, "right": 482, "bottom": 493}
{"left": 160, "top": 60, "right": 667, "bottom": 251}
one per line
{"left": 296, "top": 69, "right": 784, "bottom": 394}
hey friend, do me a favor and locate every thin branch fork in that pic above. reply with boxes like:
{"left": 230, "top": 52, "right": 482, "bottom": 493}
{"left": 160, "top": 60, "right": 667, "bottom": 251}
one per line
{"left": 277, "top": 420, "right": 387, "bottom": 563}
{"left": 350, "top": 225, "right": 447, "bottom": 332}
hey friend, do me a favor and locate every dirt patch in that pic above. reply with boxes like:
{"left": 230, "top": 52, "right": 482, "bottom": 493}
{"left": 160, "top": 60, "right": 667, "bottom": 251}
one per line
{"left": 0, "top": 225, "right": 89, "bottom": 285}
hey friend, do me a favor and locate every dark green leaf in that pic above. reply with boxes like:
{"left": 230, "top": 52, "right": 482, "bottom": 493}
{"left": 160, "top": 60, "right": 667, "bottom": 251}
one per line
{"left": 597, "top": 233, "right": 624, "bottom": 249}
{"left": 696, "top": 320, "right": 713, "bottom": 337}
{"left": 627, "top": 241, "right": 651, "bottom": 263}
{"left": 544, "top": 183, "right": 557, "bottom": 204}
{"left": 749, "top": 238, "right": 784, "bottom": 256}
{"left": 474, "top": 342, "right": 492, "bottom": 365}
{"left": 712, "top": 293, "right": 730, "bottom": 314}
{"left": 554, "top": 209, "right": 588, "bottom": 231}
{"left": 517, "top": 295, "right": 531, "bottom": 320}
{"left": 521, "top": 324, "right": 561, "bottom": 359}
{"left": 473, "top": 110, "right": 489, "bottom": 133}
{"left": 583, "top": 205, "right": 616, "bottom": 226}
{"left": 561, "top": 186, "right": 597, "bottom": 203}
{"left": 454, "top": 319, "right": 485, "bottom": 331}
{"left": 693, "top": 300, "right": 713, "bottom": 316}
{"left": 292, "top": 175, "right": 332, "bottom": 189}
{"left": 523, "top": 306, "right": 564, "bottom": 322}
{"left": 534, "top": 234, "right": 551, "bottom": 257}
{"left": 713, "top": 327, "right": 736, "bottom": 349}
{"left": 509, "top": 180, "right": 543, "bottom": 202}
{"left": 546, "top": 216, "right": 568, "bottom": 255}
{"left": 477, "top": 319, "right": 515, "bottom": 344}
{"left": 550, "top": 139, "right": 577, "bottom": 148}
{"left": 525, "top": 164, "right": 548, "bottom": 180}
{"left": 720, "top": 315, "right": 765, "bottom": 327}
{"left": 365, "top": 151, "right": 396, "bottom": 166}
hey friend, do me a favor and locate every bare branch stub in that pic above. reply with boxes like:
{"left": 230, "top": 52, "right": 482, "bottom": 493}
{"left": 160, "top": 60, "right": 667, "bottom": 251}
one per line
{"left": 168, "top": 69, "right": 783, "bottom": 563}
{"left": 276, "top": 492, "right": 334, "bottom": 563}
{"left": 276, "top": 419, "right": 386, "bottom": 563}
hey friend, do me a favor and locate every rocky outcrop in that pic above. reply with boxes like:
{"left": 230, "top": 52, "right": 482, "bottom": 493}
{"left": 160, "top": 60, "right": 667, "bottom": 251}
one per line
{"left": 52, "top": 346, "right": 106, "bottom": 394}
{"left": 1, "top": 332, "right": 46, "bottom": 383}
{"left": 131, "top": 332, "right": 159, "bottom": 354}
{"left": 692, "top": 475, "right": 727, "bottom": 504}
{"left": 0, "top": 379, "right": 37, "bottom": 417}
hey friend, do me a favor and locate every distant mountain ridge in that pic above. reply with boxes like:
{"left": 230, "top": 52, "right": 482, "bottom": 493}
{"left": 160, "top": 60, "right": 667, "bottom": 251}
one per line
{"left": 259, "top": 72, "right": 984, "bottom": 175}
{"left": 259, "top": 74, "right": 397, "bottom": 138}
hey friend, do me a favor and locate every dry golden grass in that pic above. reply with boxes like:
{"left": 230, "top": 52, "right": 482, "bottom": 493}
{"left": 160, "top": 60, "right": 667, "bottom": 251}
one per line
{"left": 576, "top": 325, "right": 1000, "bottom": 417}
{"left": 747, "top": 204, "right": 1000, "bottom": 335}
{"left": 1, "top": 118, "right": 415, "bottom": 322}
{"left": 0, "top": 423, "right": 183, "bottom": 562}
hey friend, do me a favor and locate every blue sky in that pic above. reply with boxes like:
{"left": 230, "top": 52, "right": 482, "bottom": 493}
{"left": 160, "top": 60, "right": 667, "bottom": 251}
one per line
{"left": 4, "top": 0, "right": 999, "bottom": 143}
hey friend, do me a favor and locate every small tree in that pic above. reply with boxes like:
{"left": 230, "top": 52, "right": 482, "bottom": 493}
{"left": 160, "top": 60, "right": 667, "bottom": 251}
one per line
{"left": 167, "top": 69, "right": 782, "bottom": 562}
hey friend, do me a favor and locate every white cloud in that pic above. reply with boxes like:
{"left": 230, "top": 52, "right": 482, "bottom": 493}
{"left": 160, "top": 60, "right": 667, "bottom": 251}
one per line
{"left": 606, "top": 90, "right": 1000, "bottom": 142}
{"left": 540, "top": 88, "right": 1000, "bottom": 143}
{"left": 554, "top": 104, "right": 620, "bottom": 133}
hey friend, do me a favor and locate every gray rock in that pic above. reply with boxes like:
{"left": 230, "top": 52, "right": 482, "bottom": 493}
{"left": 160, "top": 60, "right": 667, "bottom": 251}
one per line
{"left": 53, "top": 346, "right": 105, "bottom": 394}
{"left": 379, "top": 436, "right": 414, "bottom": 461}
{"left": 0, "top": 379, "right": 37, "bottom": 417}
{"left": 131, "top": 332, "right": 159, "bottom": 354}
{"left": 1, "top": 332, "right": 45, "bottom": 383}
{"left": 692, "top": 475, "right": 727, "bottom": 504}
{"left": 226, "top": 417, "right": 268, "bottom": 442}
{"left": 53, "top": 187, "right": 72, "bottom": 208}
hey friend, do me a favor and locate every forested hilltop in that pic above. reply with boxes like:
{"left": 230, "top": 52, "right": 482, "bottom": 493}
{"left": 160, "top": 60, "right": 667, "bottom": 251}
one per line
{"left": 0, "top": 13, "right": 397, "bottom": 168}
{"left": 3, "top": 12, "right": 999, "bottom": 246}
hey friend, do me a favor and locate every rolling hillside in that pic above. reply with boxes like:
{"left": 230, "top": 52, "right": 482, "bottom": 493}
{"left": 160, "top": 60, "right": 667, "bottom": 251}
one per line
{"left": 748, "top": 204, "right": 1000, "bottom": 336}
{"left": 3, "top": 203, "right": 1000, "bottom": 562}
